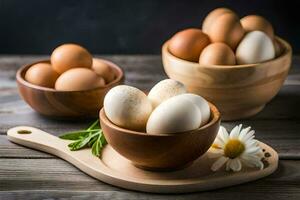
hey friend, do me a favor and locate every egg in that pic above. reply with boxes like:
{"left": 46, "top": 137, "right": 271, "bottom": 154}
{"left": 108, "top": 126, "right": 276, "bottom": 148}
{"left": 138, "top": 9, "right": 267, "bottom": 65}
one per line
{"left": 241, "top": 15, "right": 274, "bottom": 39}
{"left": 202, "top": 8, "right": 234, "bottom": 33}
{"left": 148, "top": 79, "right": 186, "bottom": 108}
{"left": 104, "top": 85, "right": 152, "bottom": 131}
{"left": 168, "top": 28, "right": 210, "bottom": 62}
{"left": 204, "top": 12, "right": 245, "bottom": 49}
{"left": 174, "top": 93, "right": 211, "bottom": 126}
{"left": 199, "top": 43, "right": 235, "bottom": 65}
{"left": 146, "top": 96, "right": 201, "bottom": 134}
{"left": 51, "top": 44, "right": 92, "bottom": 74}
{"left": 236, "top": 31, "right": 275, "bottom": 64}
{"left": 55, "top": 68, "right": 105, "bottom": 91}
{"left": 92, "top": 59, "right": 115, "bottom": 83}
{"left": 25, "top": 62, "right": 59, "bottom": 88}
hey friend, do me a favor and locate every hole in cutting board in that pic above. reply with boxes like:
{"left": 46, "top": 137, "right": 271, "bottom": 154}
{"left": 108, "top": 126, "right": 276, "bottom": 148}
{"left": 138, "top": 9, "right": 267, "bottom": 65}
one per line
{"left": 17, "top": 129, "right": 32, "bottom": 134}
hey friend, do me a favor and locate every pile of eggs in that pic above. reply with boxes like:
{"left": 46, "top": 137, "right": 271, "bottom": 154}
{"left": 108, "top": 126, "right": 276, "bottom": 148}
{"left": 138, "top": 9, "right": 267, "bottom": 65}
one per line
{"left": 103, "top": 79, "right": 211, "bottom": 134}
{"left": 168, "top": 8, "right": 281, "bottom": 65}
{"left": 25, "top": 44, "right": 116, "bottom": 91}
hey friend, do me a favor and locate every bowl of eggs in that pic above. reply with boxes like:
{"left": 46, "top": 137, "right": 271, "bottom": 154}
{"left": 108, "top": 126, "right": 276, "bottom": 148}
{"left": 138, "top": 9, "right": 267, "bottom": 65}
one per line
{"left": 162, "top": 8, "right": 292, "bottom": 120}
{"left": 99, "top": 79, "right": 220, "bottom": 171}
{"left": 16, "top": 44, "right": 124, "bottom": 118}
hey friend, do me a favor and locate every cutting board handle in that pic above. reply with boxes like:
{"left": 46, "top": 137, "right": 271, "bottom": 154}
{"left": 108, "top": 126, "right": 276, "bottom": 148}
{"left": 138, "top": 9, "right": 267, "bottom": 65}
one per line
{"left": 7, "top": 126, "right": 107, "bottom": 177}
{"left": 7, "top": 126, "right": 69, "bottom": 155}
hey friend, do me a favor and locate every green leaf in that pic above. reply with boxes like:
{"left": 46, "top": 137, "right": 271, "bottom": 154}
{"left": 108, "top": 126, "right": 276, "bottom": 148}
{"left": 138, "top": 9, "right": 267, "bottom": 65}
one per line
{"left": 100, "top": 132, "right": 107, "bottom": 146}
{"left": 92, "top": 136, "right": 101, "bottom": 157}
{"left": 59, "top": 129, "right": 101, "bottom": 140}
{"left": 59, "top": 131, "right": 89, "bottom": 140}
{"left": 68, "top": 132, "right": 98, "bottom": 151}
{"left": 87, "top": 120, "right": 100, "bottom": 130}
{"left": 88, "top": 132, "right": 100, "bottom": 147}
{"left": 61, "top": 120, "right": 106, "bottom": 157}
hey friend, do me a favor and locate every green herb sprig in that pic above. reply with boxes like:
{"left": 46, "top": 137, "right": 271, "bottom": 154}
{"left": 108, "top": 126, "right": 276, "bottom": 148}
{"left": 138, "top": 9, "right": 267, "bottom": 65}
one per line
{"left": 59, "top": 120, "right": 107, "bottom": 157}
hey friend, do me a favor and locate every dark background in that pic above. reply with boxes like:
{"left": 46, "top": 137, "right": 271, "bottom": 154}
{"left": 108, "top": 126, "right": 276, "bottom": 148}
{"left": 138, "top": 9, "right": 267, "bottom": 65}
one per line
{"left": 0, "top": 0, "right": 299, "bottom": 54}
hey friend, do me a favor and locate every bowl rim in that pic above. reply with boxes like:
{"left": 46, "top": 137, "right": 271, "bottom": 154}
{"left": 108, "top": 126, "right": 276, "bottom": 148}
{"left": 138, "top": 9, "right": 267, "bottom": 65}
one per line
{"left": 16, "top": 58, "right": 124, "bottom": 92}
{"left": 162, "top": 36, "right": 292, "bottom": 69}
{"left": 99, "top": 102, "right": 220, "bottom": 137}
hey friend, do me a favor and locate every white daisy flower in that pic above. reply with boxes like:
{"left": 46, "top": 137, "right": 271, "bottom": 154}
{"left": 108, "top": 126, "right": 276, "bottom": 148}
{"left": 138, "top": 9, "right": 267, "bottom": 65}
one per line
{"left": 209, "top": 124, "right": 264, "bottom": 172}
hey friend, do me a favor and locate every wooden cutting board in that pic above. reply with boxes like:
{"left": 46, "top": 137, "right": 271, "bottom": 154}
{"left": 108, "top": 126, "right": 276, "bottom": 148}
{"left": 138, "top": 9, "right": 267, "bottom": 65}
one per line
{"left": 7, "top": 126, "right": 278, "bottom": 193}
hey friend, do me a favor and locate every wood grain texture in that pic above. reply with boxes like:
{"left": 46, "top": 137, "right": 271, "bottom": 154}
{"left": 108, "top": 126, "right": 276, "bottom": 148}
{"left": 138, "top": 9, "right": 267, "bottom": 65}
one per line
{"left": 163, "top": 37, "right": 292, "bottom": 120}
{"left": 0, "top": 55, "right": 300, "bottom": 198}
{"left": 0, "top": 159, "right": 298, "bottom": 199}
{"left": 6, "top": 126, "right": 278, "bottom": 193}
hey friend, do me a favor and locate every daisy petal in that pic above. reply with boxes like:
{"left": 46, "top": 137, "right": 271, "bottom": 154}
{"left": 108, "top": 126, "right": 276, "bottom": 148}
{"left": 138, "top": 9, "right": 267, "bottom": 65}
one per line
{"left": 241, "top": 157, "right": 264, "bottom": 170}
{"left": 241, "top": 153, "right": 262, "bottom": 161}
{"left": 256, "top": 160, "right": 264, "bottom": 170}
{"left": 239, "top": 126, "right": 251, "bottom": 141}
{"left": 214, "top": 137, "right": 225, "bottom": 148}
{"left": 211, "top": 156, "right": 229, "bottom": 171}
{"left": 219, "top": 126, "right": 229, "bottom": 142}
{"left": 208, "top": 148, "right": 224, "bottom": 158}
{"left": 245, "top": 139, "right": 259, "bottom": 149}
{"left": 209, "top": 148, "right": 224, "bottom": 154}
{"left": 226, "top": 159, "right": 232, "bottom": 171}
{"left": 229, "top": 158, "right": 242, "bottom": 172}
{"left": 208, "top": 152, "right": 224, "bottom": 158}
{"left": 243, "top": 130, "right": 255, "bottom": 142}
{"left": 230, "top": 125, "right": 242, "bottom": 139}
{"left": 245, "top": 146, "right": 262, "bottom": 154}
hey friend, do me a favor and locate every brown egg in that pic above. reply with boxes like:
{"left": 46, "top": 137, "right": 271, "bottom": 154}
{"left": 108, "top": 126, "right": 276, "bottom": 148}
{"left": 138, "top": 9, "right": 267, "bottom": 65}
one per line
{"left": 241, "top": 15, "right": 274, "bottom": 39}
{"left": 51, "top": 44, "right": 92, "bottom": 74}
{"left": 55, "top": 68, "right": 105, "bottom": 91}
{"left": 199, "top": 43, "right": 235, "bottom": 65}
{"left": 205, "top": 12, "right": 245, "bottom": 50}
{"left": 202, "top": 8, "right": 234, "bottom": 33}
{"left": 168, "top": 28, "right": 210, "bottom": 62}
{"left": 25, "top": 62, "right": 59, "bottom": 88}
{"left": 92, "top": 59, "right": 115, "bottom": 83}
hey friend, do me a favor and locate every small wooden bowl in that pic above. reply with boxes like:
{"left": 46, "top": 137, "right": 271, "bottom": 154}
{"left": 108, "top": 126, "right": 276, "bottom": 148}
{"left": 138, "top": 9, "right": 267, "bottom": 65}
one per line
{"left": 162, "top": 37, "right": 292, "bottom": 120}
{"left": 99, "top": 103, "right": 220, "bottom": 171}
{"left": 16, "top": 58, "right": 124, "bottom": 118}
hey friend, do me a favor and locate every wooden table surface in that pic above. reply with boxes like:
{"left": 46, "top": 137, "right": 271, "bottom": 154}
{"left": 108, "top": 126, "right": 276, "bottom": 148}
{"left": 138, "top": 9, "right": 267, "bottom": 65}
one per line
{"left": 0, "top": 55, "right": 299, "bottom": 199}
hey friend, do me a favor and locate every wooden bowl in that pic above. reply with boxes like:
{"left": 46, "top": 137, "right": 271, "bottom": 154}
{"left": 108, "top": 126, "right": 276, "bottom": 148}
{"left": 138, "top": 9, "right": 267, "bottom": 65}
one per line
{"left": 16, "top": 58, "right": 124, "bottom": 118}
{"left": 99, "top": 103, "right": 220, "bottom": 171}
{"left": 162, "top": 37, "right": 292, "bottom": 120}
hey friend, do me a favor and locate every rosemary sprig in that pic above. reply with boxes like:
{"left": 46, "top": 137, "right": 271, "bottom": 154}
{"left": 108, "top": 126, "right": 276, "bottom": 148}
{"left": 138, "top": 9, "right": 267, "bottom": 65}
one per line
{"left": 59, "top": 120, "right": 107, "bottom": 157}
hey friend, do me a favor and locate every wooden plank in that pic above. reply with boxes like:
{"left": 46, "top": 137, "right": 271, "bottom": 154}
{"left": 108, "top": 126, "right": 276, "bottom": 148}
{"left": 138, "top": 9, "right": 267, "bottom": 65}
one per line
{"left": 1, "top": 118, "right": 300, "bottom": 159}
{"left": 0, "top": 135, "right": 53, "bottom": 158}
{"left": 0, "top": 55, "right": 299, "bottom": 91}
{"left": 0, "top": 159, "right": 299, "bottom": 199}
{"left": 0, "top": 189, "right": 299, "bottom": 200}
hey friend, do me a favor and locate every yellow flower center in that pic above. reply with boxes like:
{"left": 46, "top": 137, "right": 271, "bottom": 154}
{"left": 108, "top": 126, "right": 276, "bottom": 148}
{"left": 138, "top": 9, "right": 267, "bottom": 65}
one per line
{"left": 224, "top": 139, "right": 245, "bottom": 159}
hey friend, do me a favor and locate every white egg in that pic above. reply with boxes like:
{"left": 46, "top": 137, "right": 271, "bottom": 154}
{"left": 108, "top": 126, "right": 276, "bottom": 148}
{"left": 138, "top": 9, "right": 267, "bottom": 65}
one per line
{"left": 104, "top": 85, "right": 152, "bottom": 131}
{"left": 175, "top": 93, "right": 211, "bottom": 126}
{"left": 148, "top": 79, "right": 186, "bottom": 108}
{"left": 236, "top": 31, "right": 275, "bottom": 64}
{"left": 146, "top": 96, "right": 202, "bottom": 134}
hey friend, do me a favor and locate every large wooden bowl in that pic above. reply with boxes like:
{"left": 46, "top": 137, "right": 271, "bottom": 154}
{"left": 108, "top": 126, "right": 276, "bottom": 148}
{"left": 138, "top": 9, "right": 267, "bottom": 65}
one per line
{"left": 99, "top": 103, "right": 220, "bottom": 171}
{"left": 16, "top": 58, "right": 124, "bottom": 118}
{"left": 162, "top": 37, "right": 292, "bottom": 120}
